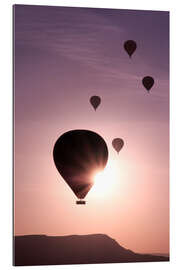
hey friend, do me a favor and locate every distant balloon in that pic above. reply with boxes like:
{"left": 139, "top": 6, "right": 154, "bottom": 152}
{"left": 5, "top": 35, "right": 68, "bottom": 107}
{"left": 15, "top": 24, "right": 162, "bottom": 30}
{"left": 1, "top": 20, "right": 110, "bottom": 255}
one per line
{"left": 112, "top": 138, "right": 124, "bottom": 154}
{"left": 53, "top": 130, "right": 108, "bottom": 204}
{"left": 90, "top": 96, "right": 101, "bottom": 111}
{"left": 142, "top": 76, "right": 154, "bottom": 92}
{"left": 124, "top": 40, "right": 137, "bottom": 58}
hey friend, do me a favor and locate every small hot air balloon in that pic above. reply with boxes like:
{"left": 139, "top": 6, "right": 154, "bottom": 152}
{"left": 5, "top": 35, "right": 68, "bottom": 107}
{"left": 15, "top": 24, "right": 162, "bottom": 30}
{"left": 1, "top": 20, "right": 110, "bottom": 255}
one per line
{"left": 124, "top": 40, "right": 137, "bottom": 58}
{"left": 112, "top": 138, "right": 124, "bottom": 154}
{"left": 90, "top": 96, "right": 101, "bottom": 111}
{"left": 142, "top": 76, "right": 154, "bottom": 92}
{"left": 53, "top": 130, "right": 108, "bottom": 204}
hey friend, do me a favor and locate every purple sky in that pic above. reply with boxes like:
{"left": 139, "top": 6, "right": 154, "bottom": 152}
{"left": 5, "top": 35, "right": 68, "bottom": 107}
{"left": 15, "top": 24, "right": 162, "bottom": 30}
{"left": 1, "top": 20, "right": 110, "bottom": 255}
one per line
{"left": 14, "top": 5, "right": 169, "bottom": 254}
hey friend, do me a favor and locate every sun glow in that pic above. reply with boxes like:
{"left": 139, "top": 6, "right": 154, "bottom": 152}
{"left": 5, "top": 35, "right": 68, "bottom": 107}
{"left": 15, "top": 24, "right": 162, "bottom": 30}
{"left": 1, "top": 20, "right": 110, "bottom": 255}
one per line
{"left": 90, "top": 159, "right": 119, "bottom": 198}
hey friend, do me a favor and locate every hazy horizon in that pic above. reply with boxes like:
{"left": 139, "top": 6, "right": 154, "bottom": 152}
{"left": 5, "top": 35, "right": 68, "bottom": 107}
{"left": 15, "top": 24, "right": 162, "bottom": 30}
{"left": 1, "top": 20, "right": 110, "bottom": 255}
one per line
{"left": 14, "top": 5, "right": 169, "bottom": 254}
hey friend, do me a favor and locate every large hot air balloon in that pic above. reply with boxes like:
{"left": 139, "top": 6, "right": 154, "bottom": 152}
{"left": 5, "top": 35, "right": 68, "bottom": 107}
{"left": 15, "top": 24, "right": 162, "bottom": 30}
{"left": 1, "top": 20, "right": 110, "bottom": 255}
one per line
{"left": 142, "top": 76, "right": 154, "bottom": 92}
{"left": 112, "top": 138, "right": 124, "bottom": 154}
{"left": 124, "top": 40, "right": 137, "bottom": 58}
{"left": 90, "top": 96, "right": 101, "bottom": 111}
{"left": 53, "top": 130, "right": 108, "bottom": 204}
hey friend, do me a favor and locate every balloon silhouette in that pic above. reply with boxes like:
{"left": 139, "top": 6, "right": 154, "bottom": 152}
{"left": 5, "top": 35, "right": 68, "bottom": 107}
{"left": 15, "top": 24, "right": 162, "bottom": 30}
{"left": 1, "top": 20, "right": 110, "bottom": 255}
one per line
{"left": 124, "top": 40, "right": 137, "bottom": 58}
{"left": 53, "top": 130, "right": 108, "bottom": 204}
{"left": 90, "top": 96, "right": 101, "bottom": 111}
{"left": 142, "top": 76, "right": 154, "bottom": 92}
{"left": 112, "top": 138, "right": 124, "bottom": 154}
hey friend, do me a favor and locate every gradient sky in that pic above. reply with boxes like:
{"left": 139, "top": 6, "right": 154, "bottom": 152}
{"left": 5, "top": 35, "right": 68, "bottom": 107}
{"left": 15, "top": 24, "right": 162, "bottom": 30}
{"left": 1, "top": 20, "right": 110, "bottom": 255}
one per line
{"left": 14, "top": 5, "right": 169, "bottom": 254}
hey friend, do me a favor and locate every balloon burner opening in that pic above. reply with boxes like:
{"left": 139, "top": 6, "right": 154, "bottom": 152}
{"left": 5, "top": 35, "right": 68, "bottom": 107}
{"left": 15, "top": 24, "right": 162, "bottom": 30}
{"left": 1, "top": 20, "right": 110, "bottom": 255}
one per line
{"left": 76, "top": 200, "right": 86, "bottom": 205}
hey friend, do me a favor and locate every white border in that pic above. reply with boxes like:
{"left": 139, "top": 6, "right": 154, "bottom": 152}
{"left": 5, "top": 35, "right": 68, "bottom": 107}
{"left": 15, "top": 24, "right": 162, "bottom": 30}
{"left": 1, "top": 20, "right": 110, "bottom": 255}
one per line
{"left": 0, "top": 0, "right": 179, "bottom": 269}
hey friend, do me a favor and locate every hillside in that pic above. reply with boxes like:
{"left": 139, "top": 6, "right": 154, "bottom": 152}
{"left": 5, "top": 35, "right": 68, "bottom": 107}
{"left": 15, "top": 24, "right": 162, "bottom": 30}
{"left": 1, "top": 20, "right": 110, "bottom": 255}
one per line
{"left": 14, "top": 234, "right": 169, "bottom": 266}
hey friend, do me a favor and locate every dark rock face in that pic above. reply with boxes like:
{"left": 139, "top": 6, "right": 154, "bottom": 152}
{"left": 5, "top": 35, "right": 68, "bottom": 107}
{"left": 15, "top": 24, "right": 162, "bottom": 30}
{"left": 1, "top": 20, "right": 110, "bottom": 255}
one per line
{"left": 14, "top": 234, "right": 169, "bottom": 266}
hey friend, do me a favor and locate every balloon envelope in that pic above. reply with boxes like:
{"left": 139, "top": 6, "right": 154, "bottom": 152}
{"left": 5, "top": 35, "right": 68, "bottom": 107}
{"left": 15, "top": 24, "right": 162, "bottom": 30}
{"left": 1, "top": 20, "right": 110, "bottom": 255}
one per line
{"left": 112, "top": 138, "right": 124, "bottom": 154}
{"left": 142, "top": 76, "right": 154, "bottom": 92}
{"left": 90, "top": 96, "right": 101, "bottom": 111}
{"left": 53, "top": 130, "right": 108, "bottom": 199}
{"left": 124, "top": 40, "right": 137, "bottom": 58}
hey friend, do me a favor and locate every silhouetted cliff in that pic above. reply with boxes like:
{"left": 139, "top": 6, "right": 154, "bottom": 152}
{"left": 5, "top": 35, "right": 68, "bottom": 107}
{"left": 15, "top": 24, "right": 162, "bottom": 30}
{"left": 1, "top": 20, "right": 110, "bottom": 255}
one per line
{"left": 14, "top": 234, "right": 169, "bottom": 266}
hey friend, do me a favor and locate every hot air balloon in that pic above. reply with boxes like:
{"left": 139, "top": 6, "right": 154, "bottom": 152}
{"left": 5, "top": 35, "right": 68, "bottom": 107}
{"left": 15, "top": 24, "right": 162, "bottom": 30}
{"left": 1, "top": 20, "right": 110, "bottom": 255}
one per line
{"left": 53, "top": 130, "right": 108, "bottom": 204}
{"left": 142, "top": 76, "right": 154, "bottom": 92}
{"left": 112, "top": 138, "right": 124, "bottom": 154}
{"left": 124, "top": 40, "right": 137, "bottom": 58}
{"left": 90, "top": 96, "right": 101, "bottom": 111}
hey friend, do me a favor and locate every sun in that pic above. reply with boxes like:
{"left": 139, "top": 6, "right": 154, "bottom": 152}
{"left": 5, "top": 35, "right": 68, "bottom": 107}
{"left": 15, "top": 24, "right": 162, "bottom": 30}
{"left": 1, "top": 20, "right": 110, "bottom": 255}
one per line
{"left": 89, "top": 159, "right": 118, "bottom": 198}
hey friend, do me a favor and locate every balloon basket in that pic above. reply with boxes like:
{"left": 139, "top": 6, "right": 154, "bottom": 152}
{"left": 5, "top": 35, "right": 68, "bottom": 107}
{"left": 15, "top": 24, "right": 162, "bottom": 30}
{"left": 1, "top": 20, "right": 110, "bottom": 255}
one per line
{"left": 76, "top": 200, "right": 86, "bottom": 205}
